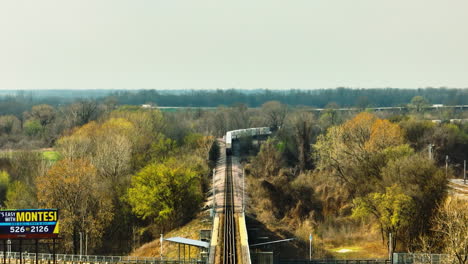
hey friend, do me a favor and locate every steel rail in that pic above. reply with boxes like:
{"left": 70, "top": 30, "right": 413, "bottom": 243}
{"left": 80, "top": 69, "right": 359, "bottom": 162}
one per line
{"left": 222, "top": 156, "right": 236, "bottom": 264}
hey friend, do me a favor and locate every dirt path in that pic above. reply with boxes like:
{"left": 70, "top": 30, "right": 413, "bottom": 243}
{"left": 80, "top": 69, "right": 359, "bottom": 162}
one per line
{"left": 448, "top": 179, "right": 468, "bottom": 200}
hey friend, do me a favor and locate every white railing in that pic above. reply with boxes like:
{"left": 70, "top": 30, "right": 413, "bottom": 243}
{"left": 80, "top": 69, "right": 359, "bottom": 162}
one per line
{"left": 393, "top": 253, "right": 453, "bottom": 264}
{"left": 0, "top": 252, "right": 204, "bottom": 264}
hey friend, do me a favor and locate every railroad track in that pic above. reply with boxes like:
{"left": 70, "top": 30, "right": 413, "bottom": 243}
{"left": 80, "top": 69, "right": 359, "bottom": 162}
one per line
{"left": 222, "top": 155, "right": 236, "bottom": 264}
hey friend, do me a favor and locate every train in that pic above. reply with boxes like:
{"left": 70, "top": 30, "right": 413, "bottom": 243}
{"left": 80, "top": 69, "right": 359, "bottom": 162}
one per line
{"left": 225, "top": 127, "right": 272, "bottom": 154}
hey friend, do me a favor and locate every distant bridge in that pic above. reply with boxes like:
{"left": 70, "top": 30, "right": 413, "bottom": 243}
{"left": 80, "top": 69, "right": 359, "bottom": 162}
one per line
{"left": 148, "top": 105, "right": 468, "bottom": 112}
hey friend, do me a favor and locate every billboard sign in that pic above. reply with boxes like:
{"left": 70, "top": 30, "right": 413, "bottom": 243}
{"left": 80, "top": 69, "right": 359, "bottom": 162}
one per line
{"left": 0, "top": 209, "right": 59, "bottom": 239}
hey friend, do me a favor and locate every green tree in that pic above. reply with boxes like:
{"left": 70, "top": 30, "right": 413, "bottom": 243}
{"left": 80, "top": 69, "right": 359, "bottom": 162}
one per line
{"left": 4, "top": 181, "right": 36, "bottom": 209}
{"left": 127, "top": 158, "right": 203, "bottom": 230}
{"left": 0, "top": 115, "right": 21, "bottom": 134}
{"left": 23, "top": 119, "right": 43, "bottom": 137}
{"left": 399, "top": 119, "right": 435, "bottom": 150}
{"left": 380, "top": 154, "right": 447, "bottom": 246}
{"left": 409, "top": 96, "right": 429, "bottom": 112}
{"left": 26, "top": 104, "right": 56, "bottom": 126}
{"left": 0, "top": 171, "right": 10, "bottom": 205}
{"left": 352, "top": 185, "right": 415, "bottom": 251}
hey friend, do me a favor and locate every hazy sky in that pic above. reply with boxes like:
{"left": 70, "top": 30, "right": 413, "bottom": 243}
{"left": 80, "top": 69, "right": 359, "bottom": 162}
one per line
{"left": 1, "top": 0, "right": 467, "bottom": 90}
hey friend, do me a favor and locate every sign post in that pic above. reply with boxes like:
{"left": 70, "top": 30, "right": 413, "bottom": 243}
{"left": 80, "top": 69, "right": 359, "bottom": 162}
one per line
{"left": 309, "top": 233, "right": 312, "bottom": 261}
{"left": 0, "top": 209, "right": 59, "bottom": 264}
{"left": 160, "top": 234, "right": 164, "bottom": 260}
{"left": 464, "top": 160, "right": 466, "bottom": 184}
{"left": 0, "top": 209, "right": 59, "bottom": 239}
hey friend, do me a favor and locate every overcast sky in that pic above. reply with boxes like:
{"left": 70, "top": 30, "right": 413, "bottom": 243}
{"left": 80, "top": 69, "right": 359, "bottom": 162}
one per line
{"left": 0, "top": 0, "right": 467, "bottom": 90}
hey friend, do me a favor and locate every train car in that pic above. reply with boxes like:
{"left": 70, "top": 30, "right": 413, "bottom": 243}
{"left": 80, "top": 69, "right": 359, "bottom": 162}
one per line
{"left": 225, "top": 130, "right": 233, "bottom": 155}
{"left": 225, "top": 127, "right": 271, "bottom": 155}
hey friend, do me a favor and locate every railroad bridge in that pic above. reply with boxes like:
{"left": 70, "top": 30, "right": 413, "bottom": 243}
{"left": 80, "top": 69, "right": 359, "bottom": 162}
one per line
{"left": 208, "top": 127, "right": 272, "bottom": 264}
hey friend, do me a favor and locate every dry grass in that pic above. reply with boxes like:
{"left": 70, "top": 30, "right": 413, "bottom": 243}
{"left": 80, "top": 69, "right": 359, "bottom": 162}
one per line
{"left": 318, "top": 221, "right": 388, "bottom": 259}
{"left": 246, "top": 169, "right": 389, "bottom": 260}
{"left": 130, "top": 213, "right": 212, "bottom": 259}
{"left": 329, "top": 242, "right": 388, "bottom": 259}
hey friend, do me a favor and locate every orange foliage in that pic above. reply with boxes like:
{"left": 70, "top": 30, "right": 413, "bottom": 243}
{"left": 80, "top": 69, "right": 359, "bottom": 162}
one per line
{"left": 36, "top": 159, "right": 113, "bottom": 253}
{"left": 341, "top": 112, "right": 378, "bottom": 148}
{"left": 339, "top": 112, "right": 403, "bottom": 152}
{"left": 366, "top": 119, "right": 404, "bottom": 152}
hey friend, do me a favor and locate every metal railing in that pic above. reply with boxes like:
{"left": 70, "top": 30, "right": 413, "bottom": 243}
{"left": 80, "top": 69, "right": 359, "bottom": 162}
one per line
{"left": 278, "top": 260, "right": 390, "bottom": 264}
{"left": 0, "top": 252, "right": 205, "bottom": 264}
{"left": 392, "top": 253, "right": 452, "bottom": 264}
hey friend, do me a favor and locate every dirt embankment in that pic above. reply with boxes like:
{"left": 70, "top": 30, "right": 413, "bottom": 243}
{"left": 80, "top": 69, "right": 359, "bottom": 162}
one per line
{"left": 130, "top": 213, "right": 212, "bottom": 259}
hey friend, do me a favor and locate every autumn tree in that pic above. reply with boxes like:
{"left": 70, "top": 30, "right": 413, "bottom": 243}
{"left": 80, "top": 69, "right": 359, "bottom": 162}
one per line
{"left": 228, "top": 103, "right": 250, "bottom": 129}
{"left": 261, "top": 101, "right": 288, "bottom": 131}
{"left": 288, "top": 111, "right": 315, "bottom": 171}
{"left": 206, "top": 107, "right": 228, "bottom": 137}
{"left": 54, "top": 110, "right": 168, "bottom": 252}
{"left": 25, "top": 104, "right": 56, "bottom": 126}
{"left": 9, "top": 151, "right": 45, "bottom": 186}
{"left": 432, "top": 197, "right": 468, "bottom": 264}
{"left": 250, "top": 138, "right": 284, "bottom": 180}
{"left": 55, "top": 121, "right": 98, "bottom": 159}
{"left": 57, "top": 118, "right": 134, "bottom": 183}
{"left": 91, "top": 118, "right": 134, "bottom": 185}
{"left": 0, "top": 115, "right": 21, "bottom": 135}
{"left": 109, "top": 108, "right": 165, "bottom": 169}
{"left": 314, "top": 112, "right": 404, "bottom": 195}
{"left": 67, "top": 100, "right": 100, "bottom": 126}
{"left": 36, "top": 159, "right": 113, "bottom": 254}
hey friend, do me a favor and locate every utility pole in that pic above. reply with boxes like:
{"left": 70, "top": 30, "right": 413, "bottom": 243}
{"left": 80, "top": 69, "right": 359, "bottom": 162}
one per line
{"left": 309, "top": 233, "right": 312, "bottom": 261}
{"left": 85, "top": 231, "right": 88, "bottom": 256}
{"left": 428, "top": 144, "right": 434, "bottom": 160}
{"left": 243, "top": 168, "right": 245, "bottom": 212}
{"left": 445, "top": 155, "right": 449, "bottom": 177}
{"left": 79, "top": 232, "right": 83, "bottom": 260}
{"left": 7, "top": 239, "right": 11, "bottom": 258}
{"left": 464, "top": 160, "right": 466, "bottom": 184}
{"left": 213, "top": 169, "right": 216, "bottom": 215}
{"left": 389, "top": 232, "right": 393, "bottom": 263}
{"left": 160, "top": 234, "right": 164, "bottom": 260}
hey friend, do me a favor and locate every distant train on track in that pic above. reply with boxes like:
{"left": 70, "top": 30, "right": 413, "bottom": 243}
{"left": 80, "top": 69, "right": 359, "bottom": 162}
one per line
{"left": 225, "top": 127, "right": 272, "bottom": 154}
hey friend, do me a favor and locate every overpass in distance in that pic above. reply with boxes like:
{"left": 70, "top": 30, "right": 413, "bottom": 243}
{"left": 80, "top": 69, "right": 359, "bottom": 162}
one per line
{"left": 152, "top": 105, "right": 468, "bottom": 112}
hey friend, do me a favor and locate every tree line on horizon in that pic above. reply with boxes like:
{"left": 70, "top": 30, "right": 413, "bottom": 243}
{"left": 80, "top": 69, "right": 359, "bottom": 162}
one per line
{"left": 1, "top": 88, "right": 468, "bottom": 117}
{"left": 109, "top": 87, "right": 468, "bottom": 107}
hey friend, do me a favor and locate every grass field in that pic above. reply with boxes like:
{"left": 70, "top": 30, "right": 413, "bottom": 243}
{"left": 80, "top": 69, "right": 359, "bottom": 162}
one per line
{"left": 42, "top": 150, "right": 61, "bottom": 162}
{"left": 0, "top": 149, "right": 61, "bottom": 162}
